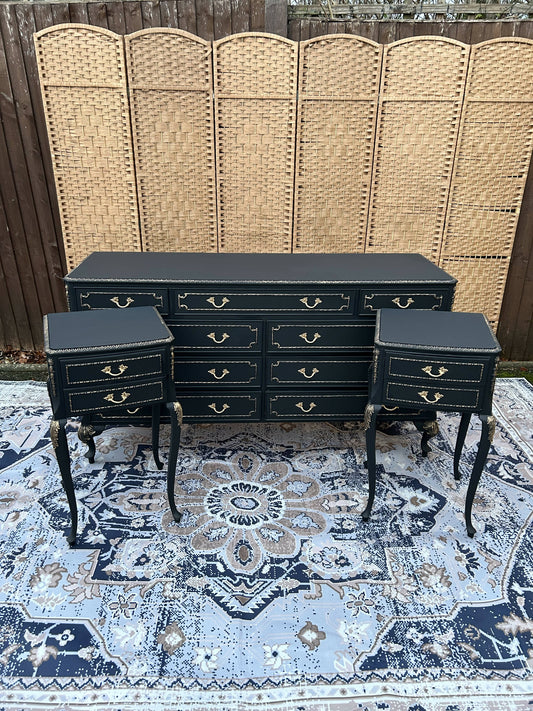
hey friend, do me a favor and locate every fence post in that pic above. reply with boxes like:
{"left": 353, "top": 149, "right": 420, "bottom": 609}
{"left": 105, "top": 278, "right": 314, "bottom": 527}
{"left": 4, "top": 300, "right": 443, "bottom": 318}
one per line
{"left": 265, "top": 0, "right": 288, "bottom": 36}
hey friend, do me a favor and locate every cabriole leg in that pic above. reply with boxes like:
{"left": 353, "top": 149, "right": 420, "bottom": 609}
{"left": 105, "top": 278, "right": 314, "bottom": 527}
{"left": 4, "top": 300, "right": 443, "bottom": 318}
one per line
{"left": 454, "top": 412, "right": 472, "bottom": 481}
{"left": 464, "top": 414, "right": 495, "bottom": 538}
{"left": 362, "top": 403, "right": 378, "bottom": 522}
{"left": 152, "top": 404, "right": 163, "bottom": 470}
{"left": 166, "top": 401, "right": 183, "bottom": 524}
{"left": 51, "top": 419, "right": 77, "bottom": 547}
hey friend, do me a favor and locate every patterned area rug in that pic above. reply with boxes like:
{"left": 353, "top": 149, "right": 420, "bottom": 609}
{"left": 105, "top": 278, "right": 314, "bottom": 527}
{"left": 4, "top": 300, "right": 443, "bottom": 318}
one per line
{"left": 0, "top": 379, "right": 532, "bottom": 710}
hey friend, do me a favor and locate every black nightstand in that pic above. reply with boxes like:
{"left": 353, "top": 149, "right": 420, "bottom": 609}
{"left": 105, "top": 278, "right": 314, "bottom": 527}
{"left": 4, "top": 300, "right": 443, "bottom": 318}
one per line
{"left": 44, "top": 306, "right": 182, "bottom": 546}
{"left": 363, "top": 309, "right": 501, "bottom": 536}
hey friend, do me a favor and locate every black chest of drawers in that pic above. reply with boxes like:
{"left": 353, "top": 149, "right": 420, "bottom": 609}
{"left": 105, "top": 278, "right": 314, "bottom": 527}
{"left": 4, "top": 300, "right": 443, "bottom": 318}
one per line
{"left": 64, "top": 252, "right": 456, "bottom": 425}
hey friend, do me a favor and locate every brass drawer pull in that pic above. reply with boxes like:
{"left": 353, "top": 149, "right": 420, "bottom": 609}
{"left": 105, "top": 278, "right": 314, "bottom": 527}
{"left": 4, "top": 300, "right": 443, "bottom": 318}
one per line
{"left": 207, "top": 332, "right": 230, "bottom": 344}
{"left": 299, "top": 332, "right": 321, "bottom": 344}
{"left": 422, "top": 365, "right": 448, "bottom": 378}
{"left": 206, "top": 296, "right": 230, "bottom": 309}
{"left": 110, "top": 296, "right": 134, "bottom": 308}
{"left": 382, "top": 405, "right": 399, "bottom": 411}
{"left": 208, "top": 368, "right": 230, "bottom": 380}
{"left": 418, "top": 390, "right": 443, "bottom": 404}
{"left": 102, "top": 364, "right": 128, "bottom": 377}
{"left": 300, "top": 296, "right": 322, "bottom": 309}
{"left": 296, "top": 401, "right": 316, "bottom": 413}
{"left": 298, "top": 367, "right": 319, "bottom": 379}
{"left": 104, "top": 391, "right": 131, "bottom": 405}
{"left": 127, "top": 407, "right": 140, "bottom": 414}
{"left": 208, "top": 402, "right": 230, "bottom": 414}
{"left": 392, "top": 297, "right": 414, "bottom": 309}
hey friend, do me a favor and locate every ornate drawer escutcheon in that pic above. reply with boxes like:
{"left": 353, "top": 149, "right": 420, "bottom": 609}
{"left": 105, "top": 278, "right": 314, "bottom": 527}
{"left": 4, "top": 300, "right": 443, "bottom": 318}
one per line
{"left": 102, "top": 364, "right": 128, "bottom": 377}
{"left": 104, "top": 391, "right": 131, "bottom": 405}
{"left": 422, "top": 365, "right": 448, "bottom": 378}
{"left": 208, "top": 332, "right": 230, "bottom": 344}
{"left": 208, "top": 368, "right": 230, "bottom": 380}
{"left": 417, "top": 390, "right": 443, "bottom": 404}
{"left": 300, "top": 332, "right": 321, "bottom": 344}
{"left": 208, "top": 402, "right": 230, "bottom": 414}
{"left": 298, "top": 367, "right": 319, "bottom": 379}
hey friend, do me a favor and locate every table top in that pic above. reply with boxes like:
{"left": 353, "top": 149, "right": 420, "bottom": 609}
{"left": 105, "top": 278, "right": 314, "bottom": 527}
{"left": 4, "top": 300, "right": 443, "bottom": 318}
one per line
{"left": 64, "top": 252, "right": 457, "bottom": 286}
{"left": 375, "top": 309, "right": 501, "bottom": 353}
{"left": 44, "top": 306, "right": 173, "bottom": 354}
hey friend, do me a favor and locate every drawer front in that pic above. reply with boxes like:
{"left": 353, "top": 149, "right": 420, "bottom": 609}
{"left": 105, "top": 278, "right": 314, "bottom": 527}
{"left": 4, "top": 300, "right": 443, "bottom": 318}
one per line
{"left": 63, "top": 351, "right": 164, "bottom": 386}
{"left": 77, "top": 289, "right": 169, "bottom": 314}
{"left": 267, "top": 391, "right": 367, "bottom": 420}
{"left": 67, "top": 380, "right": 165, "bottom": 415}
{"left": 385, "top": 382, "right": 480, "bottom": 411}
{"left": 175, "top": 291, "right": 354, "bottom": 314}
{"left": 269, "top": 322, "right": 375, "bottom": 351}
{"left": 387, "top": 355, "right": 485, "bottom": 384}
{"left": 169, "top": 322, "right": 261, "bottom": 351}
{"left": 360, "top": 290, "right": 446, "bottom": 315}
{"left": 174, "top": 358, "right": 261, "bottom": 387}
{"left": 176, "top": 393, "right": 260, "bottom": 420}
{"left": 268, "top": 357, "right": 371, "bottom": 386}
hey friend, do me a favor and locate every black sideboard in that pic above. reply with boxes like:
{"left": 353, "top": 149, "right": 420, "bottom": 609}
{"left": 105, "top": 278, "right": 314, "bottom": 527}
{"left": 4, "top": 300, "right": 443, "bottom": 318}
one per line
{"left": 64, "top": 252, "right": 456, "bottom": 426}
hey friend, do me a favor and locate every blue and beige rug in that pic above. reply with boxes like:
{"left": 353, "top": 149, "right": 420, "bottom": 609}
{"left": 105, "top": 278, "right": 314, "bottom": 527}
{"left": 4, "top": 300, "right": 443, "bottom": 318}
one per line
{"left": 0, "top": 378, "right": 532, "bottom": 710}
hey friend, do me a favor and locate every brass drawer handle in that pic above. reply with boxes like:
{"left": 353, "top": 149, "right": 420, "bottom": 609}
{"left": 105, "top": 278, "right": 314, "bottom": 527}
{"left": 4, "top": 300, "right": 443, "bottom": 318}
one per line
{"left": 207, "top": 332, "right": 230, "bottom": 344}
{"left": 299, "top": 332, "right": 321, "bottom": 344}
{"left": 110, "top": 296, "right": 134, "bottom": 308}
{"left": 422, "top": 365, "right": 448, "bottom": 378}
{"left": 127, "top": 408, "right": 140, "bottom": 414}
{"left": 392, "top": 297, "right": 414, "bottom": 309}
{"left": 102, "top": 364, "right": 128, "bottom": 377}
{"left": 298, "top": 367, "right": 319, "bottom": 379}
{"left": 296, "top": 401, "right": 316, "bottom": 413}
{"left": 382, "top": 405, "right": 399, "bottom": 411}
{"left": 208, "top": 368, "right": 230, "bottom": 380}
{"left": 206, "top": 296, "right": 230, "bottom": 309}
{"left": 418, "top": 390, "right": 443, "bottom": 404}
{"left": 300, "top": 296, "right": 322, "bottom": 309}
{"left": 208, "top": 402, "right": 230, "bottom": 414}
{"left": 104, "top": 391, "right": 131, "bottom": 405}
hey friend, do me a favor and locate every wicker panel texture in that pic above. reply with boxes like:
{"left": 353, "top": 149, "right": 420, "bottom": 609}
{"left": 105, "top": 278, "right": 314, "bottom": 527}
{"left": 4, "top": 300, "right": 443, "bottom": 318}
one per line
{"left": 126, "top": 30, "right": 216, "bottom": 252}
{"left": 35, "top": 25, "right": 140, "bottom": 270}
{"left": 440, "top": 38, "right": 533, "bottom": 325}
{"left": 293, "top": 36, "right": 381, "bottom": 253}
{"left": 366, "top": 38, "right": 469, "bottom": 261}
{"left": 213, "top": 34, "right": 298, "bottom": 253}
{"left": 34, "top": 29, "right": 533, "bottom": 327}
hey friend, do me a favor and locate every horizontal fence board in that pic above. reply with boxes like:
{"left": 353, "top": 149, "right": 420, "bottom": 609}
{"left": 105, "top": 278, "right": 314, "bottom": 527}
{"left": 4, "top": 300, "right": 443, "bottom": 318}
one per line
{"left": 288, "top": 4, "right": 533, "bottom": 17}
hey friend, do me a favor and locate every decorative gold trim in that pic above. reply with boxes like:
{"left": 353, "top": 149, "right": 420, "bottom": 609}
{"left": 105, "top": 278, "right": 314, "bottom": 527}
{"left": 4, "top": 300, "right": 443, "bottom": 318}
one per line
{"left": 363, "top": 292, "right": 444, "bottom": 312}
{"left": 78, "top": 423, "right": 96, "bottom": 444}
{"left": 363, "top": 404, "right": 376, "bottom": 432}
{"left": 385, "top": 382, "right": 480, "bottom": 410}
{"left": 487, "top": 415, "right": 496, "bottom": 443}
{"left": 50, "top": 420, "right": 60, "bottom": 449}
{"left": 177, "top": 292, "right": 351, "bottom": 312}
{"left": 172, "top": 401, "right": 184, "bottom": 426}
{"left": 270, "top": 323, "right": 374, "bottom": 350}
{"left": 422, "top": 419, "right": 439, "bottom": 438}
{"left": 387, "top": 356, "right": 484, "bottom": 384}
{"left": 79, "top": 291, "right": 164, "bottom": 311}
{"left": 65, "top": 353, "right": 163, "bottom": 385}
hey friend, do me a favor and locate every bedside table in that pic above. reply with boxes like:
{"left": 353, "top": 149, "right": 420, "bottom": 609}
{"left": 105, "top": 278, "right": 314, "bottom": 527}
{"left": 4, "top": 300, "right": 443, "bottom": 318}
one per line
{"left": 363, "top": 309, "right": 501, "bottom": 536}
{"left": 44, "top": 306, "right": 183, "bottom": 546}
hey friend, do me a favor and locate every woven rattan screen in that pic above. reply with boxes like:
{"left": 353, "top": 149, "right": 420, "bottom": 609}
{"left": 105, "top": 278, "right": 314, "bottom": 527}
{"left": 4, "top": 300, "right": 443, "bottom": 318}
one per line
{"left": 294, "top": 36, "right": 382, "bottom": 253}
{"left": 34, "top": 25, "right": 141, "bottom": 271}
{"left": 35, "top": 28, "right": 533, "bottom": 325}
{"left": 213, "top": 34, "right": 298, "bottom": 253}
{"left": 126, "top": 29, "right": 216, "bottom": 252}
{"left": 439, "top": 38, "right": 533, "bottom": 323}
{"left": 365, "top": 38, "right": 470, "bottom": 262}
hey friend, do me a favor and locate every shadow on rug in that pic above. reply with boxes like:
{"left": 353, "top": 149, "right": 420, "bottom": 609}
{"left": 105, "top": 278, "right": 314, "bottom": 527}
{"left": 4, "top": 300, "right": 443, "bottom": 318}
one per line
{"left": 0, "top": 379, "right": 532, "bottom": 710}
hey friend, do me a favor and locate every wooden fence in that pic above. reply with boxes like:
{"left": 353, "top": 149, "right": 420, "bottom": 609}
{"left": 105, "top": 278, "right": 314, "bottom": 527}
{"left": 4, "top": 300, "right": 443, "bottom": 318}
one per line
{"left": 1, "top": 2, "right": 532, "bottom": 360}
